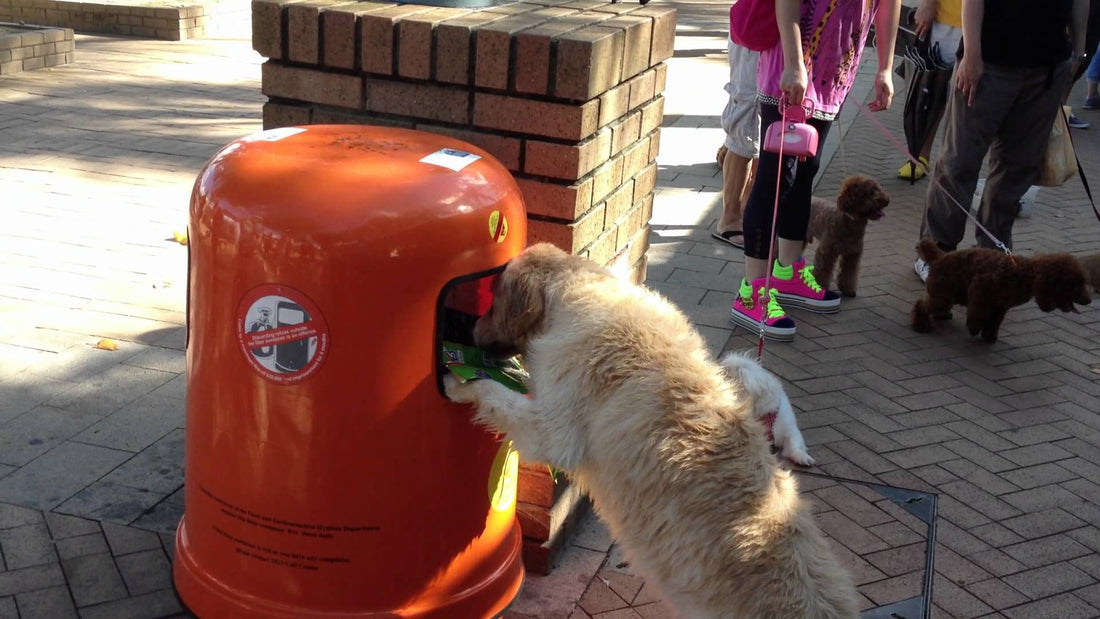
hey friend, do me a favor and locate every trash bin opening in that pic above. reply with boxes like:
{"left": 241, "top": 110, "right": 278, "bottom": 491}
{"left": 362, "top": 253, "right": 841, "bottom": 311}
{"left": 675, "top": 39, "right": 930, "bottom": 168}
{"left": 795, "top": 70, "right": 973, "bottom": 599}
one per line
{"left": 435, "top": 265, "right": 506, "bottom": 394}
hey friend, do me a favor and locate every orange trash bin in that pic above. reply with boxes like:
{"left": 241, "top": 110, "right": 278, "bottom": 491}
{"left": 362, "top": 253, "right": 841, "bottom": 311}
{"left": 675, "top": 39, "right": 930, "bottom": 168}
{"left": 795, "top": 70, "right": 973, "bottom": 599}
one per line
{"left": 173, "top": 125, "right": 526, "bottom": 618}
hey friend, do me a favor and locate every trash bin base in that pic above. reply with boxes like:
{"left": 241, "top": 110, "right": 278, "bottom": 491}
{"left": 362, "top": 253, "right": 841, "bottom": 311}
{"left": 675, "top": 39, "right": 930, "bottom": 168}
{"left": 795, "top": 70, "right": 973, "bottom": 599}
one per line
{"left": 173, "top": 516, "right": 525, "bottom": 618}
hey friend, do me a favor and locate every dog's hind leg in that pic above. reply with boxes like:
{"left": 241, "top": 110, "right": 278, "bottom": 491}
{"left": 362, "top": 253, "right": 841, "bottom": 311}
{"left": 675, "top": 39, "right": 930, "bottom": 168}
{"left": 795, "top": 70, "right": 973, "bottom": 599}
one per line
{"left": 836, "top": 251, "right": 861, "bottom": 297}
{"left": 444, "top": 375, "right": 582, "bottom": 469}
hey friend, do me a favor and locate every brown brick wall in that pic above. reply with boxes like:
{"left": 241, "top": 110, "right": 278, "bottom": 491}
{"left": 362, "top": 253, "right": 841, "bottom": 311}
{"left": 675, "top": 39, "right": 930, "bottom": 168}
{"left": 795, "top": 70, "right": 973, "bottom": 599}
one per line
{"left": 1, "top": 1, "right": 206, "bottom": 40}
{"left": 254, "top": 0, "right": 674, "bottom": 566}
{"left": 252, "top": 0, "right": 674, "bottom": 335}
{"left": 0, "top": 25, "right": 74, "bottom": 75}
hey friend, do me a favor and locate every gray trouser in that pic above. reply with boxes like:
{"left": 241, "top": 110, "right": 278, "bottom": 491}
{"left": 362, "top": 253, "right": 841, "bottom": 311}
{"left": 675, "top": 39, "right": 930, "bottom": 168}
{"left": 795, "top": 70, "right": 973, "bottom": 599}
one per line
{"left": 921, "top": 60, "right": 1072, "bottom": 251}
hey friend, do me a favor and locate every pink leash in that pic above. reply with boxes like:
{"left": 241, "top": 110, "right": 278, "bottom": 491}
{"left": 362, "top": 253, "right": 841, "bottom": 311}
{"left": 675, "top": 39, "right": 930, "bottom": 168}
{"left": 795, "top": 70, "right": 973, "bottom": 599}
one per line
{"left": 848, "top": 99, "right": 1013, "bottom": 256}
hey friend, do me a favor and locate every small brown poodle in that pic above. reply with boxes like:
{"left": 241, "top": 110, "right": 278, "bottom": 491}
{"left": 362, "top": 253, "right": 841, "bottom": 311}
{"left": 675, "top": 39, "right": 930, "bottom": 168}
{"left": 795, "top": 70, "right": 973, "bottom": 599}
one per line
{"left": 1077, "top": 252, "right": 1100, "bottom": 295}
{"left": 805, "top": 175, "right": 890, "bottom": 297}
{"left": 911, "top": 239, "right": 1092, "bottom": 342}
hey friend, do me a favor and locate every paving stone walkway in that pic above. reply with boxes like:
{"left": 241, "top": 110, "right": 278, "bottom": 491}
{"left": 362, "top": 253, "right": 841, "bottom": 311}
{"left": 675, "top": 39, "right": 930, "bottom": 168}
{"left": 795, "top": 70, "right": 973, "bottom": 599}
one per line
{"left": 2, "top": 1, "right": 1100, "bottom": 617}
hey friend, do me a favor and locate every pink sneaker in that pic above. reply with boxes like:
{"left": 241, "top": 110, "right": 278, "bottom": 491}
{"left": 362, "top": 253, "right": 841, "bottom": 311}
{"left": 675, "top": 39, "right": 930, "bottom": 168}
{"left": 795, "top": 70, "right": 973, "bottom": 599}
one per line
{"left": 771, "top": 258, "right": 841, "bottom": 313}
{"left": 729, "top": 279, "right": 796, "bottom": 341}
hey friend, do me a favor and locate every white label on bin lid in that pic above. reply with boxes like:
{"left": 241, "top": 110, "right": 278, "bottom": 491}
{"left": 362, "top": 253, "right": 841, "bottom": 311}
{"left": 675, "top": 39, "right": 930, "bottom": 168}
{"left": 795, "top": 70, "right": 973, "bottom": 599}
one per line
{"left": 237, "top": 284, "right": 329, "bottom": 384}
{"left": 248, "top": 127, "right": 307, "bottom": 142}
{"left": 420, "top": 148, "right": 481, "bottom": 172}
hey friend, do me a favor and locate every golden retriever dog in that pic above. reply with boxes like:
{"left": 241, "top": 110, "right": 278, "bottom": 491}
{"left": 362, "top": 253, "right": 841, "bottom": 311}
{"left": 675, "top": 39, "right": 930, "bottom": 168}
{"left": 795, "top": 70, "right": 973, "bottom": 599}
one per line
{"left": 444, "top": 243, "right": 858, "bottom": 619}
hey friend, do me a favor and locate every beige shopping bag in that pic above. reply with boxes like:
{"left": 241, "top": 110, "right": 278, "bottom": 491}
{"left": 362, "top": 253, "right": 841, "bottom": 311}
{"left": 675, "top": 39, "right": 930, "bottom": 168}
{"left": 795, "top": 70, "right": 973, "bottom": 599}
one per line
{"left": 1038, "top": 106, "right": 1079, "bottom": 187}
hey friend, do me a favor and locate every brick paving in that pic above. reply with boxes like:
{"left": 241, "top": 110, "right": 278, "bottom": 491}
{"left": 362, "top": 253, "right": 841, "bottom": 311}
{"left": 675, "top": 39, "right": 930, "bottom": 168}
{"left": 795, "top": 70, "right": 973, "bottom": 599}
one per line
{"left": 1, "top": 30, "right": 262, "bottom": 618}
{"left": 2, "top": 1, "right": 1100, "bottom": 618}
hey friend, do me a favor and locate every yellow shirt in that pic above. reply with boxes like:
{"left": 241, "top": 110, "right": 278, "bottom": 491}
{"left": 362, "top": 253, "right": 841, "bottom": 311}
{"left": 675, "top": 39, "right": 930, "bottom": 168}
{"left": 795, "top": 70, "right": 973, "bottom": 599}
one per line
{"left": 935, "top": 0, "right": 962, "bottom": 28}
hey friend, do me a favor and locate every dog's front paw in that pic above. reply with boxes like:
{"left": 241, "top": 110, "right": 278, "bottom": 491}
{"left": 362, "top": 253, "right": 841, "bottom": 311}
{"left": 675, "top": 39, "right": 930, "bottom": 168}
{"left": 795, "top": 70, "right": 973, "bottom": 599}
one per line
{"left": 840, "top": 289, "right": 857, "bottom": 298}
{"left": 784, "top": 448, "right": 815, "bottom": 468}
{"left": 443, "top": 374, "right": 480, "bottom": 404}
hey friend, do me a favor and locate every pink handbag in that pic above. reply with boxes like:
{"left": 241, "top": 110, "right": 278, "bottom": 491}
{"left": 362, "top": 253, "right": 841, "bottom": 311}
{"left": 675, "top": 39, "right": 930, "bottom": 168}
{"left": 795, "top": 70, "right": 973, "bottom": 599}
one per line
{"left": 763, "top": 99, "right": 819, "bottom": 161}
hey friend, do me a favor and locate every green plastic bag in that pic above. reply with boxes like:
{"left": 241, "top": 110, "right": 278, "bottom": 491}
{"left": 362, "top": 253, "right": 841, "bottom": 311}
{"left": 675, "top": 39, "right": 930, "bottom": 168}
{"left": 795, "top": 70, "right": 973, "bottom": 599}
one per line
{"left": 442, "top": 341, "right": 529, "bottom": 394}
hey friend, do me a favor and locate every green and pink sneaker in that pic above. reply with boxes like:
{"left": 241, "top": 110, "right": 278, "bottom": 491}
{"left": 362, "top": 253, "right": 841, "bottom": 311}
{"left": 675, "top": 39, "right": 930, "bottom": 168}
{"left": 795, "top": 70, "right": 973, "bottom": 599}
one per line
{"left": 729, "top": 278, "right": 797, "bottom": 341}
{"left": 771, "top": 258, "right": 841, "bottom": 313}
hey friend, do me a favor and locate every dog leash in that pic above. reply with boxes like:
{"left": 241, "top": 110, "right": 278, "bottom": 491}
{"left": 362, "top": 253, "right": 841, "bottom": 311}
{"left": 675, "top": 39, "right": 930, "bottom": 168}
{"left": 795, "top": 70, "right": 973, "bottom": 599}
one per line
{"left": 849, "top": 99, "right": 1013, "bottom": 256}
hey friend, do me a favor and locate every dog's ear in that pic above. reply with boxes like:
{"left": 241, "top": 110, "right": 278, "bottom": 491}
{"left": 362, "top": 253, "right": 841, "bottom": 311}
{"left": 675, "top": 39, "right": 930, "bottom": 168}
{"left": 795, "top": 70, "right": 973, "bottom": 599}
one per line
{"left": 498, "top": 262, "right": 548, "bottom": 338}
{"left": 476, "top": 250, "right": 551, "bottom": 352}
{"left": 1032, "top": 255, "right": 1089, "bottom": 312}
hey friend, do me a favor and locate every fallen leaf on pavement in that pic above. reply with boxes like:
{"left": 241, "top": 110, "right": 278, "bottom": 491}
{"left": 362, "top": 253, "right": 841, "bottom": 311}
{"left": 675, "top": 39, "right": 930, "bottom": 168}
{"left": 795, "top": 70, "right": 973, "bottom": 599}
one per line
{"left": 95, "top": 338, "right": 119, "bottom": 351}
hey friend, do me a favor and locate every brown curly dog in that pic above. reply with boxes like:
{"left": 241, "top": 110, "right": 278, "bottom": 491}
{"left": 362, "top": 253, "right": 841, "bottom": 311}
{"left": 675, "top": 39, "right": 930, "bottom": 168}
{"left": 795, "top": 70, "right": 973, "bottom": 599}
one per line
{"left": 805, "top": 175, "right": 890, "bottom": 297}
{"left": 911, "top": 239, "right": 1092, "bottom": 342}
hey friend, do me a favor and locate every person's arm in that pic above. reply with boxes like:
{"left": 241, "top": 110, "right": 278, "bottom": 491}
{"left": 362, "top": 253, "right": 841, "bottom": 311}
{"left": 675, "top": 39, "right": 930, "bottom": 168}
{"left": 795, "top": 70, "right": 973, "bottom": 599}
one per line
{"left": 914, "top": 0, "right": 938, "bottom": 40}
{"left": 955, "top": 0, "right": 984, "bottom": 106}
{"left": 869, "top": 0, "right": 902, "bottom": 111}
{"left": 776, "top": 0, "right": 807, "bottom": 104}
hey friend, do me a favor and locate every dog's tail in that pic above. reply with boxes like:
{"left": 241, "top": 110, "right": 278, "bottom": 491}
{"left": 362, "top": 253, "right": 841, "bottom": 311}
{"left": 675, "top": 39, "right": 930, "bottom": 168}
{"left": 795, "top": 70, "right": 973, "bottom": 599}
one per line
{"left": 917, "top": 238, "right": 945, "bottom": 264}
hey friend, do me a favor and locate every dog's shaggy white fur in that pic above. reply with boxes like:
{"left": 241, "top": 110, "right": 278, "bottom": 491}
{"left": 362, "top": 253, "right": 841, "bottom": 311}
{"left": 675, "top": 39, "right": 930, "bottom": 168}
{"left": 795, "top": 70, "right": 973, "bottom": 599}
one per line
{"left": 719, "top": 351, "right": 814, "bottom": 467}
{"left": 445, "top": 244, "right": 858, "bottom": 619}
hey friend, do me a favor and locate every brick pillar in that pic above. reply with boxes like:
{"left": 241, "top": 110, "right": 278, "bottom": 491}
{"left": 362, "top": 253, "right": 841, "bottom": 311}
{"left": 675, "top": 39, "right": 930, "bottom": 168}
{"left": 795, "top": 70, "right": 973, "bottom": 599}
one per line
{"left": 253, "top": 0, "right": 674, "bottom": 573}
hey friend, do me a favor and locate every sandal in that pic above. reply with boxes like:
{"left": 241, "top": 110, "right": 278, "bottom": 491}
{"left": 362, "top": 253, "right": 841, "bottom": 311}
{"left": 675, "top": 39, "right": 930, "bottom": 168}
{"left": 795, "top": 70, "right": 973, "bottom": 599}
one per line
{"left": 897, "top": 157, "right": 929, "bottom": 181}
{"left": 712, "top": 229, "right": 744, "bottom": 249}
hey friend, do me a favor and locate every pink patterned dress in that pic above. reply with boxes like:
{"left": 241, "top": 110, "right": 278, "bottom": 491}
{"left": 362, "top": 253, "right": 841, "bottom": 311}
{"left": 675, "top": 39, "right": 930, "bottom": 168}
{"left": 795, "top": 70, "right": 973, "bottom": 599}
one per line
{"left": 757, "top": 0, "right": 881, "bottom": 120}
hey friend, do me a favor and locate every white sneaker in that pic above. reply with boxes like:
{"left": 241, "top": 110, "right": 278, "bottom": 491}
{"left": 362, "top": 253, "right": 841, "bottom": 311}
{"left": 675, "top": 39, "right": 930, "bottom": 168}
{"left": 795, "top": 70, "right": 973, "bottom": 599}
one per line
{"left": 914, "top": 256, "right": 929, "bottom": 283}
{"left": 1018, "top": 185, "right": 1039, "bottom": 218}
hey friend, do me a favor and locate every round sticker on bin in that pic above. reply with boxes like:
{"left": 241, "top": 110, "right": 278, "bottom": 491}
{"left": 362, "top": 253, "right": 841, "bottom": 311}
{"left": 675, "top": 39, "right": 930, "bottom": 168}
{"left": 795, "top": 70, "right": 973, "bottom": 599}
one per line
{"left": 488, "top": 210, "right": 508, "bottom": 243}
{"left": 236, "top": 284, "right": 330, "bottom": 384}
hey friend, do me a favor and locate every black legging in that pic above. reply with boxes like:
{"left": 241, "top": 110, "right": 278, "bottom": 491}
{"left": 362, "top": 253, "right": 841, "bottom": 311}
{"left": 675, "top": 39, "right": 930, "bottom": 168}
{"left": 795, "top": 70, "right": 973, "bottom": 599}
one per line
{"left": 742, "top": 103, "right": 833, "bottom": 260}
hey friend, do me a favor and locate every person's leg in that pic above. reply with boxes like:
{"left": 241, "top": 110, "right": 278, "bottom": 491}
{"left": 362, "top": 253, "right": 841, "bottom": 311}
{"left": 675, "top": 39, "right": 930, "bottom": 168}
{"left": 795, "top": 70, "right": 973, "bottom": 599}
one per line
{"left": 770, "top": 117, "right": 841, "bottom": 312}
{"left": 920, "top": 67, "right": 1018, "bottom": 252}
{"left": 978, "top": 61, "right": 1073, "bottom": 250}
{"left": 1074, "top": 0, "right": 1100, "bottom": 86}
{"left": 741, "top": 157, "right": 759, "bottom": 206}
{"left": 742, "top": 104, "right": 790, "bottom": 278}
{"left": 1085, "top": 42, "right": 1100, "bottom": 107}
{"left": 732, "top": 103, "right": 797, "bottom": 340}
{"left": 719, "top": 150, "right": 754, "bottom": 235}
{"left": 716, "top": 42, "right": 761, "bottom": 241}
{"left": 775, "top": 116, "right": 832, "bottom": 254}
